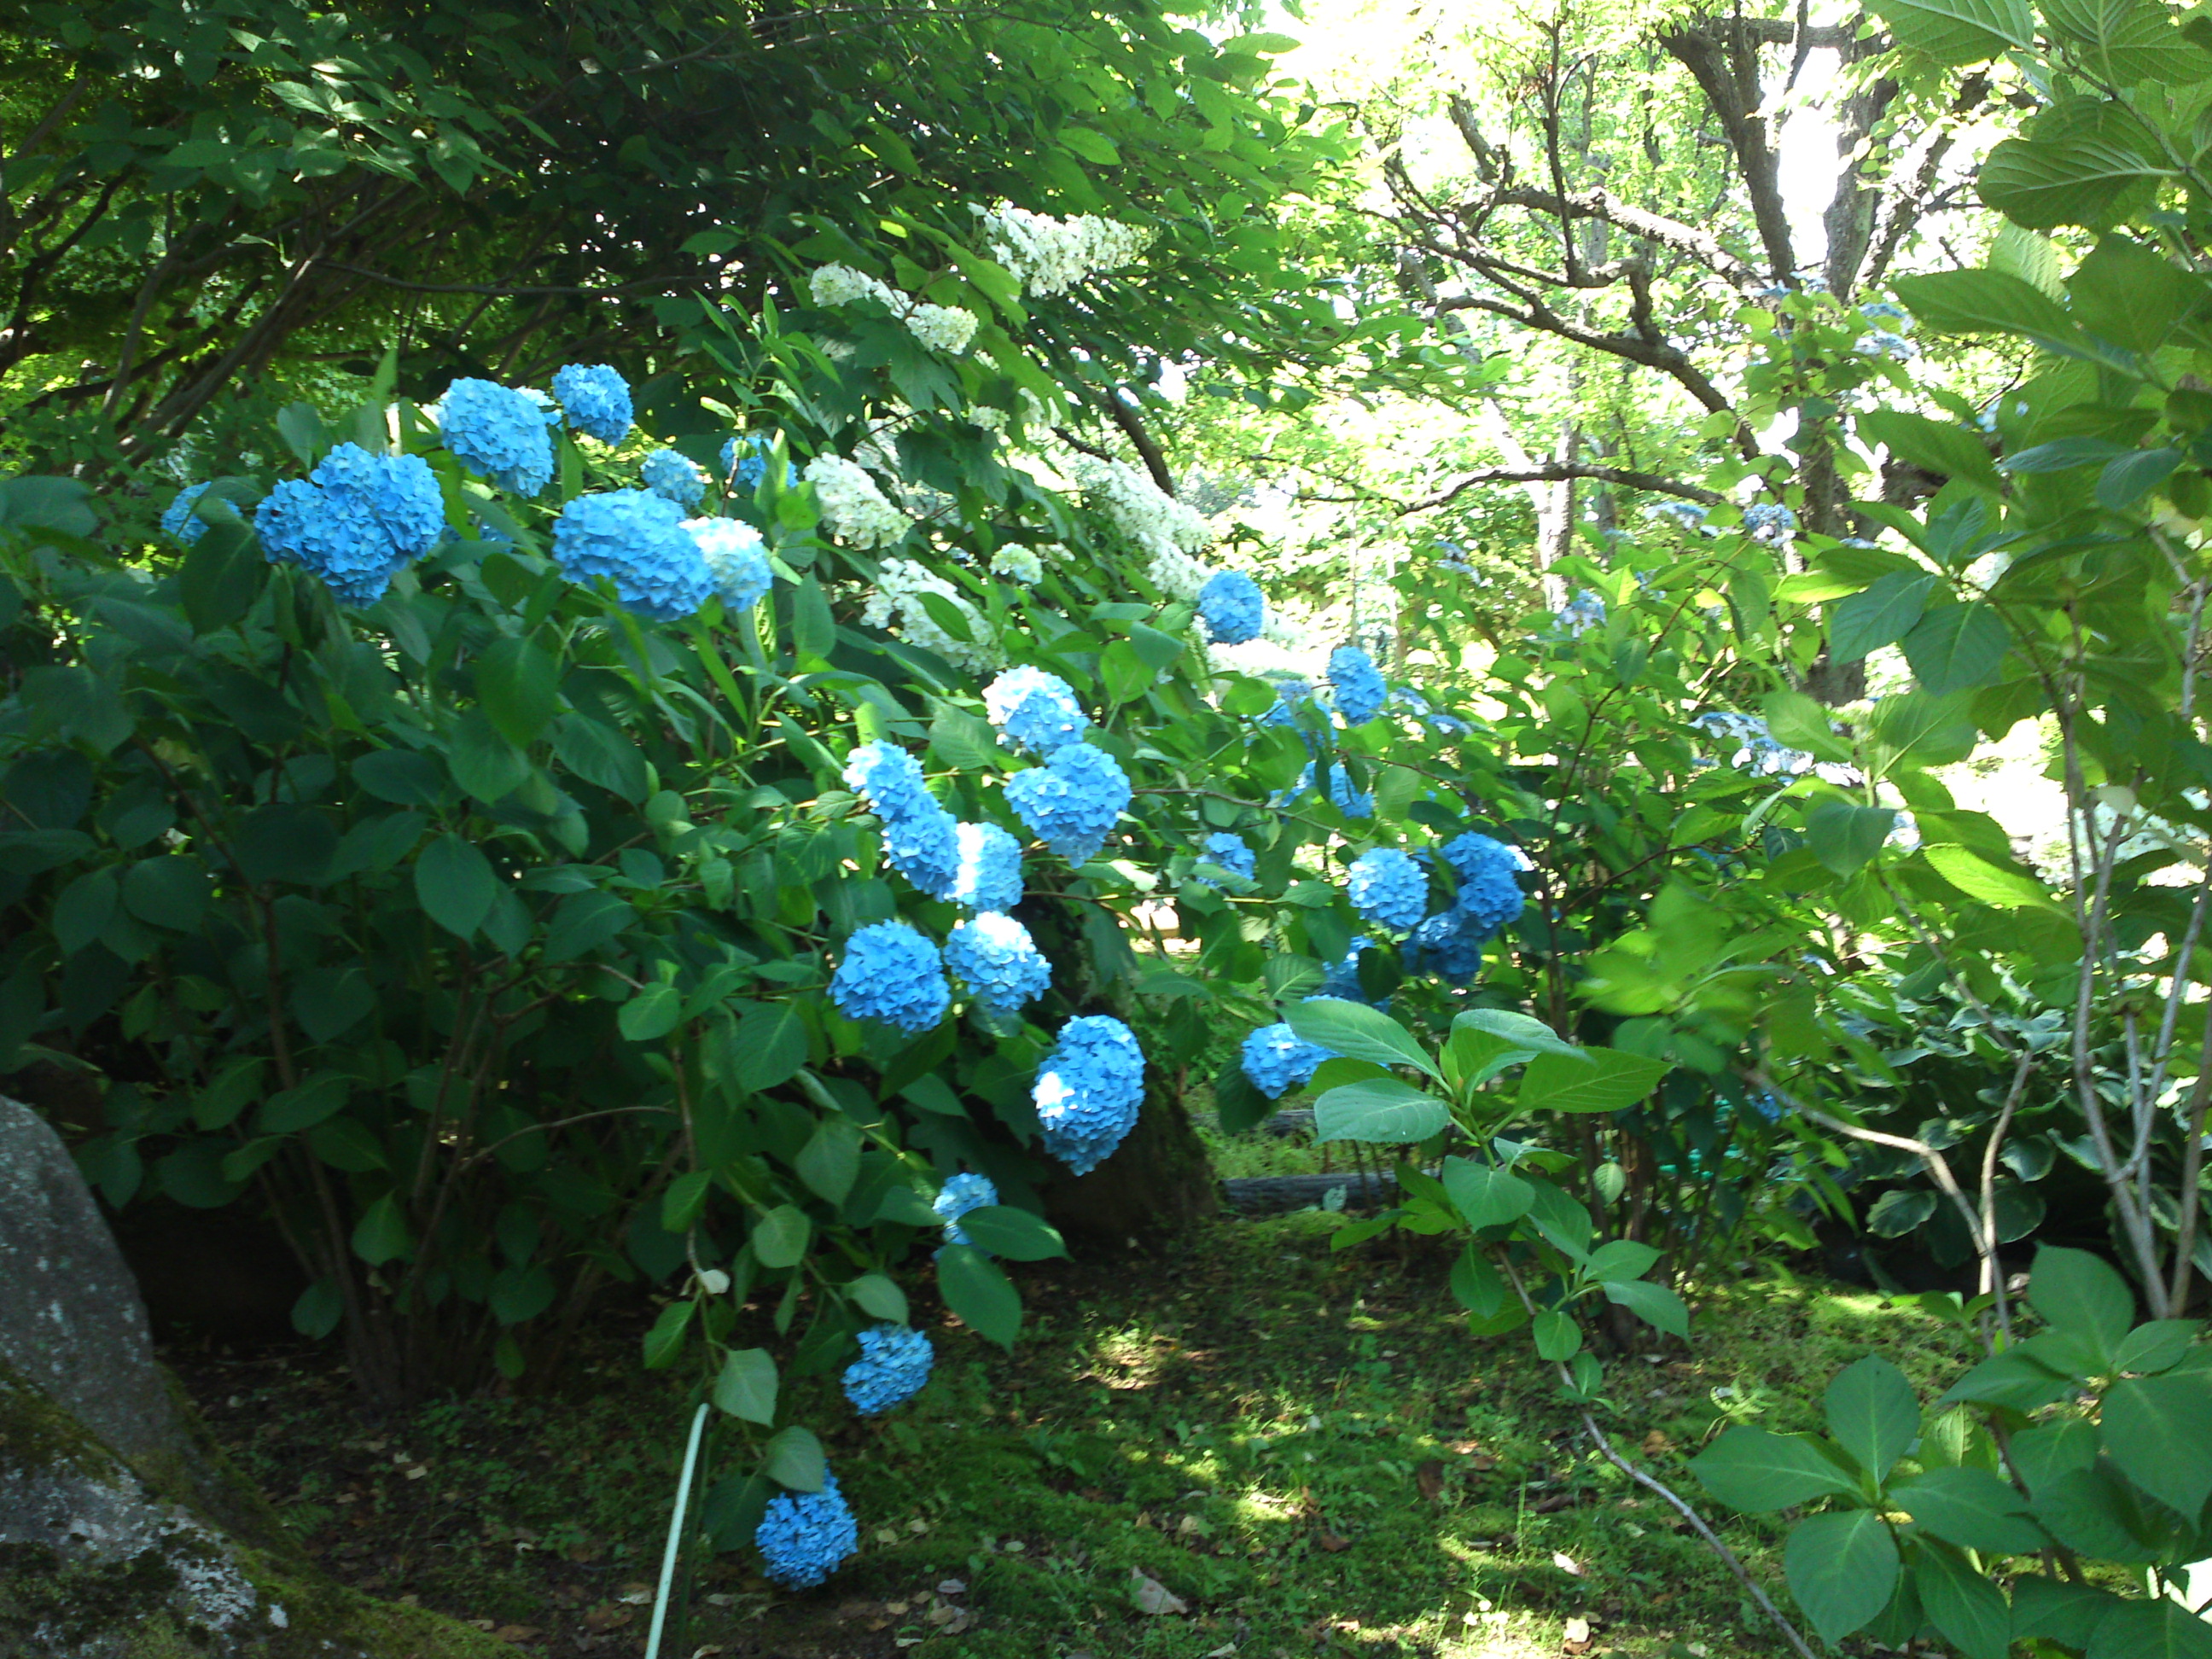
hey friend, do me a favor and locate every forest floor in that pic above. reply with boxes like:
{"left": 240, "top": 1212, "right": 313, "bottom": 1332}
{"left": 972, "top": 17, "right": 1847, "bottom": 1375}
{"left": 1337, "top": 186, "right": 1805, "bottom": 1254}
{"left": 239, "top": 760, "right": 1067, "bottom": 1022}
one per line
{"left": 163, "top": 1170, "right": 1981, "bottom": 1659}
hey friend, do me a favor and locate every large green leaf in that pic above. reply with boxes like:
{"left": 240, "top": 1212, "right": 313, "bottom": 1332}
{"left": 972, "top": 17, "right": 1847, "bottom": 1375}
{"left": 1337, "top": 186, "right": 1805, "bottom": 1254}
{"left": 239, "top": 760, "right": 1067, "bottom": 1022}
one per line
{"left": 954, "top": 1206, "right": 1068, "bottom": 1260}
{"left": 474, "top": 635, "right": 562, "bottom": 748}
{"left": 2010, "top": 1576, "right": 2126, "bottom": 1650}
{"left": 1313, "top": 1078, "right": 1451, "bottom": 1144}
{"left": 1439, "top": 1157, "right": 1533, "bottom": 1231}
{"left": 1830, "top": 572, "right": 1937, "bottom": 662}
{"left": 1859, "top": 411, "right": 2001, "bottom": 491}
{"left": 2028, "top": 1245, "right": 2135, "bottom": 1363}
{"left": 765, "top": 1424, "right": 826, "bottom": 1491}
{"left": 1890, "top": 1466, "right": 2046, "bottom": 1553}
{"left": 795, "top": 1115, "right": 861, "bottom": 1207}
{"left": 1285, "top": 998, "right": 1440, "bottom": 1079}
{"left": 2103, "top": 1371, "right": 2212, "bottom": 1517}
{"left": 1892, "top": 267, "right": 2077, "bottom": 339}
{"left": 1516, "top": 1048, "right": 1671, "bottom": 1114}
{"left": 1901, "top": 603, "right": 2009, "bottom": 696}
{"left": 936, "top": 1243, "right": 1021, "bottom": 1348}
{"left": 1912, "top": 1543, "right": 2011, "bottom": 1659}
{"left": 1805, "top": 801, "right": 1898, "bottom": 877}
{"left": 1825, "top": 1355, "right": 1919, "bottom": 1482}
{"left": 415, "top": 834, "right": 497, "bottom": 940}
{"left": 1980, "top": 102, "right": 2171, "bottom": 229}
{"left": 1690, "top": 1428, "right": 1857, "bottom": 1511}
{"left": 1924, "top": 843, "right": 2058, "bottom": 910}
{"left": 1868, "top": 0, "right": 2032, "bottom": 62}
{"left": 713, "top": 1348, "right": 779, "bottom": 1424}
{"left": 2044, "top": 0, "right": 2210, "bottom": 85}
{"left": 1602, "top": 1278, "right": 1689, "bottom": 1337}
{"left": 1785, "top": 1510, "right": 1900, "bottom": 1647}
{"left": 752, "top": 1204, "right": 812, "bottom": 1268}
{"left": 2087, "top": 1598, "right": 2212, "bottom": 1659}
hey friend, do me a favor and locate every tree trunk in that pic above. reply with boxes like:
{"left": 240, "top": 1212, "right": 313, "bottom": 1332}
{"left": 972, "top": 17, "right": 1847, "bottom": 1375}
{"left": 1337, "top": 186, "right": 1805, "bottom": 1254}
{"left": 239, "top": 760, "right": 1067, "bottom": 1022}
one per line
{"left": 1038, "top": 1074, "right": 1218, "bottom": 1243}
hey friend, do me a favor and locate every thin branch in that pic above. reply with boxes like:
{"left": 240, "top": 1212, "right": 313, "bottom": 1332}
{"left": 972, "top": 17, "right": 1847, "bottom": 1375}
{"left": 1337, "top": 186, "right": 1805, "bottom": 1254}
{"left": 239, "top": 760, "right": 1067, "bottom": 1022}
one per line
{"left": 1408, "top": 463, "right": 1724, "bottom": 513}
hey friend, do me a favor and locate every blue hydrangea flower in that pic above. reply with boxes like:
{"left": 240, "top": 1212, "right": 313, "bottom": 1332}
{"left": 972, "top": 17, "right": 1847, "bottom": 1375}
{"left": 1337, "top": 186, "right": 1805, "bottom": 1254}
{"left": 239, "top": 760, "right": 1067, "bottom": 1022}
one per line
{"left": 932, "top": 1171, "right": 998, "bottom": 1246}
{"left": 551, "top": 363, "right": 632, "bottom": 445}
{"left": 1257, "top": 678, "right": 1312, "bottom": 729}
{"left": 1288, "top": 760, "right": 1371, "bottom": 818}
{"left": 1328, "top": 646, "right": 1387, "bottom": 725}
{"left": 1743, "top": 502, "right": 1796, "bottom": 544}
{"left": 551, "top": 489, "right": 713, "bottom": 621}
{"left": 755, "top": 1470, "right": 858, "bottom": 1589}
{"left": 437, "top": 379, "right": 555, "bottom": 495}
{"left": 1556, "top": 590, "right": 1607, "bottom": 636}
{"left": 254, "top": 445, "right": 445, "bottom": 607}
{"left": 687, "top": 517, "right": 773, "bottom": 609}
{"left": 830, "top": 921, "right": 951, "bottom": 1033}
{"left": 1318, "top": 938, "right": 1378, "bottom": 1004}
{"left": 841, "top": 1324, "right": 934, "bottom": 1416}
{"left": 1242, "top": 1022, "right": 1333, "bottom": 1099}
{"left": 1346, "top": 847, "right": 1428, "bottom": 933}
{"left": 984, "top": 666, "right": 1090, "bottom": 755}
{"left": 1440, "top": 832, "right": 1527, "bottom": 937}
{"left": 1198, "top": 570, "right": 1265, "bottom": 645}
{"left": 946, "top": 912, "right": 1051, "bottom": 1020}
{"left": 1005, "top": 743, "right": 1129, "bottom": 865}
{"left": 1033, "top": 1016, "right": 1144, "bottom": 1176}
{"left": 1196, "top": 831, "right": 1254, "bottom": 885}
{"left": 842, "top": 742, "right": 960, "bottom": 899}
{"left": 162, "top": 482, "right": 212, "bottom": 543}
{"left": 643, "top": 447, "right": 707, "bottom": 508}
{"left": 723, "top": 434, "right": 799, "bottom": 490}
{"left": 953, "top": 822, "right": 1023, "bottom": 913}
{"left": 1407, "top": 909, "right": 1487, "bottom": 984}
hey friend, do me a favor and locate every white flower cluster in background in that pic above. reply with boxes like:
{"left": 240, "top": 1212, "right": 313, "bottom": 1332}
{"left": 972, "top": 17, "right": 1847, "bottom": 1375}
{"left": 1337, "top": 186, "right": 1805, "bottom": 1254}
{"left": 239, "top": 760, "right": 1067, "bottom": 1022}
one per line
{"left": 805, "top": 455, "right": 911, "bottom": 549}
{"left": 990, "top": 546, "right": 1045, "bottom": 584}
{"left": 809, "top": 263, "right": 980, "bottom": 355}
{"left": 863, "top": 558, "right": 1004, "bottom": 674}
{"left": 972, "top": 203, "right": 1152, "bottom": 297}
{"left": 1074, "top": 455, "right": 1214, "bottom": 602}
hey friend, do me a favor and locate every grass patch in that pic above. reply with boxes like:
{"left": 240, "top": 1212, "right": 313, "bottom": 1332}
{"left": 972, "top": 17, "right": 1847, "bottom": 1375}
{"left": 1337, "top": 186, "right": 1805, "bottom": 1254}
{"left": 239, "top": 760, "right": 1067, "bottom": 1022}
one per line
{"left": 170, "top": 1210, "right": 1976, "bottom": 1659}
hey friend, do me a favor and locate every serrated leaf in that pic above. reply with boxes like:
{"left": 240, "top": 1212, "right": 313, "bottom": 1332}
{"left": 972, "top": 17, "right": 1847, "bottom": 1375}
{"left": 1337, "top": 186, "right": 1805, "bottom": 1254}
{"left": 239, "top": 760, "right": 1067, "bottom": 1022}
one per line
{"left": 1313, "top": 1078, "right": 1450, "bottom": 1144}
{"left": 1285, "top": 998, "right": 1440, "bottom": 1079}
{"left": 1517, "top": 1047, "right": 1671, "bottom": 1114}
{"left": 713, "top": 1348, "right": 778, "bottom": 1424}
{"left": 1440, "top": 1157, "right": 1533, "bottom": 1231}
{"left": 765, "top": 1424, "right": 825, "bottom": 1491}
{"left": 1830, "top": 572, "right": 1937, "bottom": 663}
{"left": 1825, "top": 1355, "right": 1920, "bottom": 1482}
{"left": 1691, "top": 1428, "right": 1857, "bottom": 1511}
{"left": 1924, "top": 843, "right": 2057, "bottom": 909}
{"left": 1785, "top": 1510, "right": 1900, "bottom": 1646}
{"left": 936, "top": 1243, "right": 1021, "bottom": 1348}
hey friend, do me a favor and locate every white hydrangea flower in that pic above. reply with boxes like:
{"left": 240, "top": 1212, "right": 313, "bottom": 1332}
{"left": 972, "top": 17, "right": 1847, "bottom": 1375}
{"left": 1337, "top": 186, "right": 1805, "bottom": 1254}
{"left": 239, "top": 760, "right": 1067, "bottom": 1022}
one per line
{"left": 806, "top": 454, "right": 911, "bottom": 549}
{"left": 905, "top": 303, "right": 980, "bottom": 354}
{"left": 863, "top": 557, "right": 1004, "bottom": 674}
{"left": 990, "top": 546, "right": 1045, "bottom": 584}
{"left": 1074, "top": 455, "right": 1215, "bottom": 602}
{"left": 967, "top": 405, "right": 1010, "bottom": 432}
{"left": 972, "top": 202, "right": 1152, "bottom": 297}
{"left": 811, "top": 264, "right": 895, "bottom": 308}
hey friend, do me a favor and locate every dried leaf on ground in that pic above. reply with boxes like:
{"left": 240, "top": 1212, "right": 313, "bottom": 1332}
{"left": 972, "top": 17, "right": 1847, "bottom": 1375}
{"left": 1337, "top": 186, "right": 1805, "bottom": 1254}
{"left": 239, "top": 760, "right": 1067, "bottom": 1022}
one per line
{"left": 1129, "top": 1567, "right": 1188, "bottom": 1615}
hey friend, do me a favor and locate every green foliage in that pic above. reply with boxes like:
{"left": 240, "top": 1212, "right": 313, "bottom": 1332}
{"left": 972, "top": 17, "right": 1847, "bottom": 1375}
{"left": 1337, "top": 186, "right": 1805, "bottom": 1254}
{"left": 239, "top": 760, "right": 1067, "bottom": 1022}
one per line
{"left": 1697, "top": 1247, "right": 2212, "bottom": 1656}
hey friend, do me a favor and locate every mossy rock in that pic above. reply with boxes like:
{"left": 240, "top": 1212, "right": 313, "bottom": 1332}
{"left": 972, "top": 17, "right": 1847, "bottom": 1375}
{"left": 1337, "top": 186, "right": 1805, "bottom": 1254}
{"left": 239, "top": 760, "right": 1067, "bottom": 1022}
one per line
{"left": 0, "top": 1361, "right": 514, "bottom": 1659}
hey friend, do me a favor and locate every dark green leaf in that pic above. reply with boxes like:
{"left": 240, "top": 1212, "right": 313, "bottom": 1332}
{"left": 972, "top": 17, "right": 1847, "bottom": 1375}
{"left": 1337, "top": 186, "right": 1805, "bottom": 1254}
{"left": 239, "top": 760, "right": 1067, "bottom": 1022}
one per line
{"left": 1517, "top": 1047, "right": 1671, "bottom": 1114}
{"left": 2096, "top": 448, "right": 2183, "bottom": 510}
{"left": 752, "top": 1204, "right": 812, "bottom": 1268}
{"left": 1785, "top": 1510, "right": 1900, "bottom": 1647}
{"left": 953, "top": 1205, "right": 1068, "bottom": 1260}
{"left": 351, "top": 1192, "right": 410, "bottom": 1266}
{"left": 1867, "top": 0, "right": 2032, "bottom": 61}
{"left": 1313, "top": 1078, "right": 1450, "bottom": 1144}
{"left": 2028, "top": 1245, "right": 2135, "bottom": 1364}
{"left": 1284, "top": 998, "right": 1438, "bottom": 1078}
{"left": 415, "top": 833, "right": 498, "bottom": 939}
{"left": 2086, "top": 1598, "right": 2212, "bottom": 1659}
{"left": 1830, "top": 572, "right": 1937, "bottom": 662}
{"left": 1912, "top": 1543, "right": 2011, "bottom": 1659}
{"left": 795, "top": 1115, "right": 862, "bottom": 1207}
{"left": 1890, "top": 1467, "right": 2046, "bottom": 1553}
{"left": 642, "top": 1299, "right": 696, "bottom": 1368}
{"left": 2103, "top": 1370, "right": 2212, "bottom": 1517}
{"left": 713, "top": 1348, "right": 779, "bottom": 1424}
{"left": 619, "top": 981, "right": 684, "bottom": 1043}
{"left": 1603, "top": 1278, "right": 1690, "bottom": 1337}
{"left": 474, "top": 636, "right": 562, "bottom": 748}
{"left": 936, "top": 1243, "right": 1021, "bottom": 1348}
{"left": 1691, "top": 1428, "right": 1858, "bottom": 1511}
{"left": 1440, "top": 1157, "right": 1533, "bottom": 1231}
{"left": 765, "top": 1424, "right": 826, "bottom": 1491}
{"left": 1901, "top": 604, "right": 2009, "bottom": 696}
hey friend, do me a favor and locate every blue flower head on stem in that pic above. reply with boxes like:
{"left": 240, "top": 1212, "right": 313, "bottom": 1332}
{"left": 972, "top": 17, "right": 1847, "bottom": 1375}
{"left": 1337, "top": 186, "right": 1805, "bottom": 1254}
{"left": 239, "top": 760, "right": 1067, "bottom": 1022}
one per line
{"left": 945, "top": 911, "right": 1051, "bottom": 1021}
{"left": 830, "top": 921, "right": 951, "bottom": 1033}
{"left": 984, "top": 666, "right": 1090, "bottom": 756}
{"left": 550, "top": 489, "right": 713, "bottom": 620}
{"left": 1241, "top": 1022, "right": 1333, "bottom": 1099}
{"left": 1033, "top": 1016, "right": 1144, "bottom": 1175}
{"left": 551, "top": 363, "right": 633, "bottom": 445}
{"left": 643, "top": 448, "right": 708, "bottom": 508}
{"left": 1198, "top": 570, "right": 1265, "bottom": 645}
{"left": 687, "top": 517, "right": 773, "bottom": 610}
{"left": 437, "top": 378, "right": 555, "bottom": 495}
{"left": 841, "top": 1324, "right": 934, "bottom": 1416}
{"left": 1004, "top": 742, "right": 1130, "bottom": 865}
{"left": 755, "top": 1471, "right": 858, "bottom": 1589}
{"left": 162, "top": 482, "right": 212, "bottom": 544}
{"left": 1328, "top": 645, "right": 1386, "bottom": 725}
{"left": 1346, "top": 847, "right": 1428, "bottom": 934}
{"left": 932, "top": 1172, "right": 998, "bottom": 1246}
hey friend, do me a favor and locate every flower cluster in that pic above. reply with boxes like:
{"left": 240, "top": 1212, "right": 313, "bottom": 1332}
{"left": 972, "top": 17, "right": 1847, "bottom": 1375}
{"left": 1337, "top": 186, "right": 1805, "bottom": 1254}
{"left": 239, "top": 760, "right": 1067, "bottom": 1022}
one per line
{"left": 162, "top": 482, "right": 212, "bottom": 544}
{"left": 1346, "top": 847, "right": 1428, "bottom": 934}
{"left": 255, "top": 444, "right": 445, "bottom": 608}
{"left": 1289, "top": 760, "right": 1371, "bottom": 818}
{"left": 687, "top": 518, "right": 774, "bottom": 610}
{"left": 953, "top": 821, "right": 1024, "bottom": 912}
{"left": 1743, "top": 502, "right": 1797, "bottom": 544}
{"left": 1556, "top": 590, "right": 1607, "bottom": 636}
{"left": 946, "top": 912, "right": 1051, "bottom": 1020}
{"left": 1006, "top": 742, "right": 1130, "bottom": 864}
{"left": 861, "top": 558, "right": 1001, "bottom": 675}
{"left": 1441, "top": 833, "right": 1528, "bottom": 937}
{"left": 1328, "top": 646, "right": 1387, "bottom": 725}
{"left": 1198, "top": 570, "right": 1265, "bottom": 645}
{"left": 1257, "top": 679, "right": 1312, "bottom": 730}
{"left": 1033, "top": 1016, "right": 1144, "bottom": 1175}
{"left": 551, "top": 364, "right": 632, "bottom": 445}
{"left": 1197, "top": 832, "right": 1254, "bottom": 884}
{"left": 984, "top": 666, "right": 1090, "bottom": 755}
{"left": 438, "top": 378, "right": 555, "bottom": 495}
{"left": 1242, "top": 1023, "right": 1333, "bottom": 1099}
{"left": 1318, "top": 938, "right": 1380, "bottom": 1004}
{"left": 1074, "top": 456, "right": 1213, "bottom": 602}
{"left": 972, "top": 202, "right": 1151, "bottom": 297}
{"left": 1406, "top": 833, "right": 1527, "bottom": 983}
{"left": 642, "top": 448, "right": 707, "bottom": 508}
{"left": 933, "top": 1172, "right": 998, "bottom": 1246}
{"left": 842, "top": 742, "right": 960, "bottom": 899}
{"left": 841, "top": 1324, "right": 934, "bottom": 1416}
{"left": 806, "top": 455, "right": 911, "bottom": 549}
{"left": 808, "top": 263, "right": 979, "bottom": 354}
{"left": 551, "top": 490, "right": 713, "bottom": 621}
{"left": 990, "top": 546, "right": 1045, "bottom": 585}
{"left": 830, "top": 920, "right": 951, "bottom": 1033}
{"left": 724, "top": 435, "right": 798, "bottom": 491}
{"left": 755, "top": 1472, "right": 859, "bottom": 1590}
{"left": 1856, "top": 329, "right": 1917, "bottom": 360}
{"left": 1645, "top": 500, "right": 1712, "bottom": 535}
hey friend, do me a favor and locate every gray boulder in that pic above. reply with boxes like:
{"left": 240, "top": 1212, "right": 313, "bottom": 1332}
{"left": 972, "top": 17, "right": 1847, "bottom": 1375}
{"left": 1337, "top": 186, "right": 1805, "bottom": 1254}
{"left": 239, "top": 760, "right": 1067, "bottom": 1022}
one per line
{"left": 0, "top": 1097, "right": 505, "bottom": 1659}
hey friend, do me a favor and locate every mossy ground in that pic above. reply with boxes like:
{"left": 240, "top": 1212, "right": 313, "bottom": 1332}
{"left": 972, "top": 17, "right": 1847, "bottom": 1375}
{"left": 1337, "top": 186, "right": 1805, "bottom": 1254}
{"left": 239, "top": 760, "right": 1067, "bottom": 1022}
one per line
{"left": 165, "top": 1202, "right": 1977, "bottom": 1659}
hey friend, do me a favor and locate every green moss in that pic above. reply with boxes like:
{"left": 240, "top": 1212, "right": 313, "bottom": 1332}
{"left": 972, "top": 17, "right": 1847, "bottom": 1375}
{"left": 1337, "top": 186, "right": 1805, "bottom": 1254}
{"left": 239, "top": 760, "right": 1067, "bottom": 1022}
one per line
{"left": 0, "top": 1359, "right": 119, "bottom": 1481}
